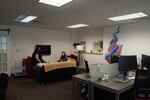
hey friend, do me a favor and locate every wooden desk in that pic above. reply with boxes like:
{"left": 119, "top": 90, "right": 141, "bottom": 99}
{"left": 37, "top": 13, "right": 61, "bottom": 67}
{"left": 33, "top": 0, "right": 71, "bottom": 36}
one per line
{"left": 72, "top": 74, "right": 91, "bottom": 100}
{"left": 91, "top": 79, "right": 134, "bottom": 100}
{"left": 72, "top": 74, "right": 135, "bottom": 100}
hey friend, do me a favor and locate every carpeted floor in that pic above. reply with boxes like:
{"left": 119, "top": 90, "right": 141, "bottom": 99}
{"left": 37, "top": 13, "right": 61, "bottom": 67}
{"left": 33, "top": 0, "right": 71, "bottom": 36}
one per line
{"left": 6, "top": 78, "right": 72, "bottom": 100}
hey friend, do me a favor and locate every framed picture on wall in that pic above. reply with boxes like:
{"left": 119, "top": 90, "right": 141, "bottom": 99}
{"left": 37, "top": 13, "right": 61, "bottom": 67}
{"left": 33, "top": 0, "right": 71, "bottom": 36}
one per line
{"left": 93, "top": 40, "right": 103, "bottom": 53}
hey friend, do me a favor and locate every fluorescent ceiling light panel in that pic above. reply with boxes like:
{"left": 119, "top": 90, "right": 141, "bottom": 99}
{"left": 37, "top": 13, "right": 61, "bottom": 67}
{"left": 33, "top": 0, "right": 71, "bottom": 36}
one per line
{"left": 14, "top": 15, "right": 27, "bottom": 22}
{"left": 21, "top": 16, "right": 37, "bottom": 23}
{"left": 38, "top": 0, "right": 73, "bottom": 7}
{"left": 67, "top": 24, "right": 89, "bottom": 28}
{"left": 108, "top": 12, "right": 148, "bottom": 21}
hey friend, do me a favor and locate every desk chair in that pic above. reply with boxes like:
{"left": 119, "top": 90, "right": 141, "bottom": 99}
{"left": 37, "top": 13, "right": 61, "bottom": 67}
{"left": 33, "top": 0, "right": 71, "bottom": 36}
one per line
{"left": 78, "top": 59, "right": 90, "bottom": 99}
{"left": 141, "top": 54, "right": 150, "bottom": 70}
{"left": 76, "top": 59, "right": 90, "bottom": 74}
{"left": 0, "top": 73, "right": 8, "bottom": 92}
{"left": 0, "top": 73, "right": 8, "bottom": 100}
{"left": 134, "top": 70, "right": 150, "bottom": 100}
{"left": 84, "top": 59, "right": 90, "bottom": 73}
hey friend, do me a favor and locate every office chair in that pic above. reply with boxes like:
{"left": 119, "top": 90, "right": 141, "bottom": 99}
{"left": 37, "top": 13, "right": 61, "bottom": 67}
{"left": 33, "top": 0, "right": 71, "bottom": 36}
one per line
{"left": 0, "top": 73, "right": 8, "bottom": 92}
{"left": 79, "top": 59, "right": 90, "bottom": 99}
{"left": 141, "top": 54, "right": 150, "bottom": 70}
{"left": 134, "top": 70, "right": 150, "bottom": 100}
{"left": 84, "top": 59, "right": 90, "bottom": 73}
{"left": 0, "top": 73, "right": 9, "bottom": 100}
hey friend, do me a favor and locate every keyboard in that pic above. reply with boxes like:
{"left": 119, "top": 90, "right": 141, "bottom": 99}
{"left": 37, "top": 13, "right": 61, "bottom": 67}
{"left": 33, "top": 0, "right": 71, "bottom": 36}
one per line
{"left": 115, "top": 77, "right": 131, "bottom": 83}
{"left": 126, "top": 76, "right": 135, "bottom": 80}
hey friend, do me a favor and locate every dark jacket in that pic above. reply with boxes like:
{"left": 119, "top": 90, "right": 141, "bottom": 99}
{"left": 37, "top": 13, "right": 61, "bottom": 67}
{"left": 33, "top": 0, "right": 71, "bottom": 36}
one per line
{"left": 32, "top": 53, "right": 45, "bottom": 66}
{"left": 60, "top": 55, "right": 68, "bottom": 62}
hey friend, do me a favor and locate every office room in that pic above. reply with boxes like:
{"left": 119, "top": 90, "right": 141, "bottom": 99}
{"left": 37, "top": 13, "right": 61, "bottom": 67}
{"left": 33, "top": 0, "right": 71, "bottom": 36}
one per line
{"left": 0, "top": 0, "right": 150, "bottom": 100}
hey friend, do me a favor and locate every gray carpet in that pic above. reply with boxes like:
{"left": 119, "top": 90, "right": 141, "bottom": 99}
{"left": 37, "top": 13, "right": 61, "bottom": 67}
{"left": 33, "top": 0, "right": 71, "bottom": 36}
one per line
{"left": 6, "top": 78, "right": 72, "bottom": 100}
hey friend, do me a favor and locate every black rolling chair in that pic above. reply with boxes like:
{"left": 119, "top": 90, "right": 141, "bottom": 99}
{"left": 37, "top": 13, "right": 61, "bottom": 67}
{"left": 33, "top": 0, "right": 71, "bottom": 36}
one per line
{"left": 79, "top": 59, "right": 90, "bottom": 99}
{"left": 141, "top": 54, "right": 150, "bottom": 70}
{"left": 0, "top": 73, "right": 8, "bottom": 100}
{"left": 76, "top": 59, "right": 90, "bottom": 74}
{"left": 134, "top": 70, "right": 150, "bottom": 100}
{"left": 84, "top": 59, "right": 90, "bottom": 73}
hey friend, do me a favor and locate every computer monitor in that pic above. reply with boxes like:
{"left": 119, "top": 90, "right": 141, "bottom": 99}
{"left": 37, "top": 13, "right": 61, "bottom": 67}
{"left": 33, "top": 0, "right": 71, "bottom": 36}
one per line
{"left": 36, "top": 45, "right": 51, "bottom": 55}
{"left": 118, "top": 55, "right": 138, "bottom": 77}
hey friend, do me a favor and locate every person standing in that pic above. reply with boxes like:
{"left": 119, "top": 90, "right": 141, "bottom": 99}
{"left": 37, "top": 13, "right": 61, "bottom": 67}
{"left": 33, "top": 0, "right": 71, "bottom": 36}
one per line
{"left": 32, "top": 46, "right": 46, "bottom": 66}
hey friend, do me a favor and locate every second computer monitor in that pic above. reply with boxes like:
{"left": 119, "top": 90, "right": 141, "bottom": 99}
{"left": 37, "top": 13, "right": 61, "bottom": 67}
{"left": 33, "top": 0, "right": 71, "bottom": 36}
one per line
{"left": 118, "top": 55, "right": 138, "bottom": 72}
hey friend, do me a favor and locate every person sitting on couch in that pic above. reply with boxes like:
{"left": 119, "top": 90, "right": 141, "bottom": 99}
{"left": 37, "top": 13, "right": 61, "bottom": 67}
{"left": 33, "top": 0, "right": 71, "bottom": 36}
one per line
{"left": 59, "top": 51, "right": 68, "bottom": 62}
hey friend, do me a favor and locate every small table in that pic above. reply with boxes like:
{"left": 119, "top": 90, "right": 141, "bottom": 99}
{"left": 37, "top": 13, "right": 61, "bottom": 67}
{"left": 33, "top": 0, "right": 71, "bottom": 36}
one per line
{"left": 91, "top": 79, "right": 134, "bottom": 100}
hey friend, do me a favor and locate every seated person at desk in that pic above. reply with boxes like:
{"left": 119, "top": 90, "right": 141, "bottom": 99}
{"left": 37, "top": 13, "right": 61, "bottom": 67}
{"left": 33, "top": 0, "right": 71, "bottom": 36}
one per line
{"left": 59, "top": 51, "right": 68, "bottom": 62}
{"left": 32, "top": 46, "right": 46, "bottom": 66}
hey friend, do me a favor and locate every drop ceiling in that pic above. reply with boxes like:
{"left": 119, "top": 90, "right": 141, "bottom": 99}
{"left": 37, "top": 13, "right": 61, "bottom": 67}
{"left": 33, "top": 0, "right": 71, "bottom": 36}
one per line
{"left": 0, "top": 0, "right": 150, "bottom": 30}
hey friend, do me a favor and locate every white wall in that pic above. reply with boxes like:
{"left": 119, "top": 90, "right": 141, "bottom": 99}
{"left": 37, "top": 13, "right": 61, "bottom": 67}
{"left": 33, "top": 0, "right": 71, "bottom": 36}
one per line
{"left": 2, "top": 19, "right": 150, "bottom": 74}
{"left": 77, "top": 28, "right": 103, "bottom": 52}
{"left": 75, "top": 20, "right": 150, "bottom": 66}
{"left": 0, "top": 25, "right": 71, "bottom": 74}
{"left": 69, "top": 31, "right": 78, "bottom": 53}
{"left": 76, "top": 28, "right": 105, "bottom": 66}
{"left": 103, "top": 20, "right": 150, "bottom": 65}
